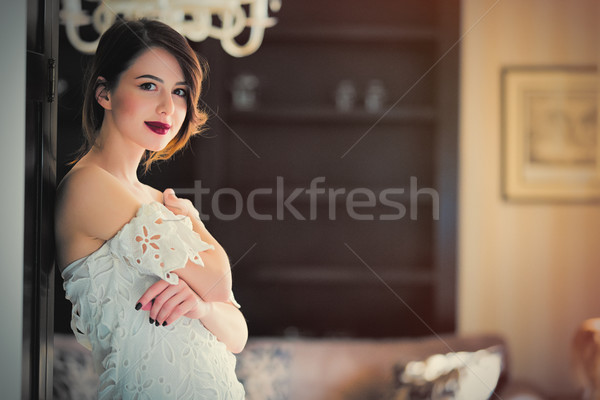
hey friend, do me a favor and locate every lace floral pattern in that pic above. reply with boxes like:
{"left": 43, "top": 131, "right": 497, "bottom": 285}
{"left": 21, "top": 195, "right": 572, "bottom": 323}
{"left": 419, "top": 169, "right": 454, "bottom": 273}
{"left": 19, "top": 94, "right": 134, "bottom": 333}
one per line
{"left": 112, "top": 202, "right": 215, "bottom": 284}
{"left": 61, "top": 202, "right": 245, "bottom": 399}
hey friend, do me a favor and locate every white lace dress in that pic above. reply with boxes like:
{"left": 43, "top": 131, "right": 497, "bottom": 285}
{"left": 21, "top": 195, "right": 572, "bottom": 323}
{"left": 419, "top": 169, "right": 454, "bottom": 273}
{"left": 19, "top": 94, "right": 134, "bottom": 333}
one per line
{"left": 61, "top": 202, "right": 245, "bottom": 400}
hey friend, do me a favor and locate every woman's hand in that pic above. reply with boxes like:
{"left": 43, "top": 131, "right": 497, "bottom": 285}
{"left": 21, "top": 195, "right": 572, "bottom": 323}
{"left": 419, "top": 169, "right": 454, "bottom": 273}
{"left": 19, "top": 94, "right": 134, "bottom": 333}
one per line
{"left": 137, "top": 279, "right": 248, "bottom": 353}
{"left": 163, "top": 188, "right": 200, "bottom": 220}
{"left": 136, "top": 279, "right": 211, "bottom": 326}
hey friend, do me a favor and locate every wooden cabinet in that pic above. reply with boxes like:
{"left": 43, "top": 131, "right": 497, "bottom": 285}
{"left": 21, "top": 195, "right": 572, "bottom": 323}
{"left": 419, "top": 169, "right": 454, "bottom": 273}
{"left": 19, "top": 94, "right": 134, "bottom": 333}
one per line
{"left": 175, "top": 0, "right": 458, "bottom": 337}
{"left": 54, "top": 1, "right": 458, "bottom": 340}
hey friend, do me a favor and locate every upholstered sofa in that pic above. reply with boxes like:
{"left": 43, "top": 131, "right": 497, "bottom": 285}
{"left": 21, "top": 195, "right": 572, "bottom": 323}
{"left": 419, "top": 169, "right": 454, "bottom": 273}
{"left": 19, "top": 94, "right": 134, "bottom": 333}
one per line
{"left": 53, "top": 333, "right": 545, "bottom": 399}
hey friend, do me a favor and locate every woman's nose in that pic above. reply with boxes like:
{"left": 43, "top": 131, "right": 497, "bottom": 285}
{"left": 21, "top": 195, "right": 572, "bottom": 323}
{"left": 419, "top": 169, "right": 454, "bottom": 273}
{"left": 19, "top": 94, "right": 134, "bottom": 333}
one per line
{"left": 157, "top": 91, "right": 175, "bottom": 115}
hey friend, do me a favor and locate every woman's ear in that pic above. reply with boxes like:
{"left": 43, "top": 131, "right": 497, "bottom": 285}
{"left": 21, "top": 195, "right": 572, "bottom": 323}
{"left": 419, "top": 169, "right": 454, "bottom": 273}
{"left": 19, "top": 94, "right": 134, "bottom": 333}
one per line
{"left": 95, "top": 77, "right": 111, "bottom": 110}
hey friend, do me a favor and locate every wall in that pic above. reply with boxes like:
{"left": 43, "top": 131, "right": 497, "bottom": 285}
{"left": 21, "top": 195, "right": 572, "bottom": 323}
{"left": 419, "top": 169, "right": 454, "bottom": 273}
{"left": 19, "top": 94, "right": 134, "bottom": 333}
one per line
{"left": 0, "top": 0, "right": 26, "bottom": 398}
{"left": 459, "top": 0, "right": 600, "bottom": 395}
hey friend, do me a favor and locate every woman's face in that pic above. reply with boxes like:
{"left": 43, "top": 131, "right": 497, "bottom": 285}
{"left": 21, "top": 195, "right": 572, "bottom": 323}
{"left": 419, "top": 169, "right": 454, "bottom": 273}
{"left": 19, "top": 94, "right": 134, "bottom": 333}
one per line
{"left": 103, "top": 47, "right": 188, "bottom": 152}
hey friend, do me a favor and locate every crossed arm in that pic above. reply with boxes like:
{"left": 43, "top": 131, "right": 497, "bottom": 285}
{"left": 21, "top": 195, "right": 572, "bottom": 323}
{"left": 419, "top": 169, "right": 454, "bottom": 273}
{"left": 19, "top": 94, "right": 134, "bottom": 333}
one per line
{"left": 136, "top": 189, "right": 248, "bottom": 354}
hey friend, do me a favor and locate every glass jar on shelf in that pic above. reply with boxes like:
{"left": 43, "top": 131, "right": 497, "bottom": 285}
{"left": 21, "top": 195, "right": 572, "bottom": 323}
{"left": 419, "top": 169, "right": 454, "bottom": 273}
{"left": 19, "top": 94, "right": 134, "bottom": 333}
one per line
{"left": 364, "top": 79, "right": 387, "bottom": 113}
{"left": 334, "top": 80, "right": 358, "bottom": 112}
{"left": 231, "top": 73, "right": 259, "bottom": 111}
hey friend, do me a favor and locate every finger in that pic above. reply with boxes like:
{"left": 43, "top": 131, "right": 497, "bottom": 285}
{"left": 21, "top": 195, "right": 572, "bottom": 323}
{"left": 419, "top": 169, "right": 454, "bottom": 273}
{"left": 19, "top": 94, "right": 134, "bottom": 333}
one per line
{"left": 155, "top": 292, "right": 192, "bottom": 325}
{"left": 150, "top": 282, "right": 194, "bottom": 324}
{"left": 141, "top": 299, "right": 153, "bottom": 311}
{"left": 136, "top": 280, "right": 170, "bottom": 311}
{"left": 163, "top": 189, "right": 179, "bottom": 208}
{"left": 163, "top": 189, "right": 179, "bottom": 206}
{"left": 149, "top": 283, "right": 181, "bottom": 318}
{"left": 137, "top": 281, "right": 169, "bottom": 311}
{"left": 163, "top": 195, "right": 187, "bottom": 216}
{"left": 163, "top": 188, "right": 176, "bottom": 200}
{"left": 165, "top": 295, "right": 203, "bottom": 326}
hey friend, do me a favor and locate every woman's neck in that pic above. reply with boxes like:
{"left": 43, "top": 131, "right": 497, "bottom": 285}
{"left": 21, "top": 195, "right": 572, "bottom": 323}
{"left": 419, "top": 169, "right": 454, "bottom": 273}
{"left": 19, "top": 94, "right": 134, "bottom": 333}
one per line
{"left": 87, "top": 125, "right": 146, "bottom": 185}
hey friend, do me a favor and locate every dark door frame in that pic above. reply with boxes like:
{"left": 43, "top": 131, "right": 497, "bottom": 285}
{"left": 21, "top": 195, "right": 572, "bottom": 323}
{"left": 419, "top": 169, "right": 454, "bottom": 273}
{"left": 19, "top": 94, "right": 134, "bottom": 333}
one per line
{"left": 24, "top": 0, "right": 58, "bottom": 398}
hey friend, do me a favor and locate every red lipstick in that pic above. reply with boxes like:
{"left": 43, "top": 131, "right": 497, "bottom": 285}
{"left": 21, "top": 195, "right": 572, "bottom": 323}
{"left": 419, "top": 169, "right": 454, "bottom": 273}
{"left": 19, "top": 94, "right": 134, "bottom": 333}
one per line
{"left": 145, "top": 121, "right": 171, "bottom": 135}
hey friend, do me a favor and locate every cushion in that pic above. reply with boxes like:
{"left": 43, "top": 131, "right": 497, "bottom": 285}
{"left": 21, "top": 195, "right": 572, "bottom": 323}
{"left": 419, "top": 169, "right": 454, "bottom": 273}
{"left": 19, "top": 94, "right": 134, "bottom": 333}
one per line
{"left": 53, "top": 333, "right": 99, "bottom": 400}
{"left": 235, "top": 342, "right": 292, "bottom": 400}
{"left": 393, "top": 346, "right": 504, "bottom": 400}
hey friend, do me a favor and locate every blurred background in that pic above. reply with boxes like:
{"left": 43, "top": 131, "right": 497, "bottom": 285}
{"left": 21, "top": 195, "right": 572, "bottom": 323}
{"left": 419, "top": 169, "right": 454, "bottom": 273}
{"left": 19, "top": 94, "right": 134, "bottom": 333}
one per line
{"left": 54, "top": 0, "right": 600, "bottom": 396}
{"left": 55, "top": 0, "right": 459, "bottom": 339}
{"left": 2, "top": 0, "right": 598, "bottom": 398}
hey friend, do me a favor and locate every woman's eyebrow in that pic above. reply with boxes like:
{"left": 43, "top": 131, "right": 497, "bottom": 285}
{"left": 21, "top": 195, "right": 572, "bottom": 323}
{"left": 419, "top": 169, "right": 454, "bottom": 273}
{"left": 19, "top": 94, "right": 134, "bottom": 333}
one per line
{"left": 135, "top": 74, "right": 187, "bottom": 86}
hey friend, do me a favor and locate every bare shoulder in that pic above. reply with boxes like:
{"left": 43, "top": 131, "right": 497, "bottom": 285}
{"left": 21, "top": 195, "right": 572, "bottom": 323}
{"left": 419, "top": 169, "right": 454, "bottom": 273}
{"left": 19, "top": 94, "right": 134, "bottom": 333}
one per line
{"left": 55, "top": 165, "right": 142, "bottom": 268}
{"left": 144, "top": 184, "right": 164, "bottom": 203}
{"left": 56, "top": 165, "right": 142, "bottom": 238}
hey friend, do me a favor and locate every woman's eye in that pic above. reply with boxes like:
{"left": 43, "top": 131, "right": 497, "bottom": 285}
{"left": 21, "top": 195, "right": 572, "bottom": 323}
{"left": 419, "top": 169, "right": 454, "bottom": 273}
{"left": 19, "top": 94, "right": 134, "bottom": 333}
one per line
{"left": 174, "top": 88, "right": 188, "bottom": 98}
{"left": 139, "top": 82, "right": 156, "bottom": 91}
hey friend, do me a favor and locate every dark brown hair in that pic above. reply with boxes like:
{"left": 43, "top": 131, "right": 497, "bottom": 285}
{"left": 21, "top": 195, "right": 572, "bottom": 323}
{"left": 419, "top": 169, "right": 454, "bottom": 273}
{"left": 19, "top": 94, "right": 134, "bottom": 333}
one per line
{"left": 76, "top": 18, "right": 208, "bottom": 171}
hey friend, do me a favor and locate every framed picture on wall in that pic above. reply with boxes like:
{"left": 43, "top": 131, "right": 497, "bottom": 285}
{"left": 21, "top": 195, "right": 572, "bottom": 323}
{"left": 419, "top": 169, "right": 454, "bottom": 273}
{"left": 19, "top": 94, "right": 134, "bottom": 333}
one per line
{"left": 502, "top": 66, "right": 599, "bottom": 201}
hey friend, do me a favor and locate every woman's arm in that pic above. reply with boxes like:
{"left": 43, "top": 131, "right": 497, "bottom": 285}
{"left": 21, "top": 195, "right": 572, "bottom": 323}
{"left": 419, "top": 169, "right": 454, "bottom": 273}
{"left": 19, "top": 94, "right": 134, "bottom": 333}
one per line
{"left": 162, "top": 189, "right": 233, "bottom": 303}
{"left": 199, "top": 301, "right": 248, "bottom": 353}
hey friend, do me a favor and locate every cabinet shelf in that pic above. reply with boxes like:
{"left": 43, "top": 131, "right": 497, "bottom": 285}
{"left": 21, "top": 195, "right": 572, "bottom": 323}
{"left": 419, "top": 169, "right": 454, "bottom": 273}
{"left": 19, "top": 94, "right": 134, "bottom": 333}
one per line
{"left": 266, "top": 25, "right": 438, "bottom": 44}
{"left": 226, "top": 105, "right": 436, "bottom": 124}
{"left": 201, "top": 0, "right": 459, "bottom": 337}
{"left": 252, "top": 265, "right": 435, "bottom": 285}
{"left": 219, "top": 186, "right": 437, "bottom": 207}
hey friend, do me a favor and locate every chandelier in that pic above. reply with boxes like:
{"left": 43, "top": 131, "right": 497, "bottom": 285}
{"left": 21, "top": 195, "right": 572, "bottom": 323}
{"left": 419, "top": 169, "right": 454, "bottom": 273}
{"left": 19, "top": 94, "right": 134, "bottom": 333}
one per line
{"left": 59, "top": 0, "right": 280, "bottom": 57}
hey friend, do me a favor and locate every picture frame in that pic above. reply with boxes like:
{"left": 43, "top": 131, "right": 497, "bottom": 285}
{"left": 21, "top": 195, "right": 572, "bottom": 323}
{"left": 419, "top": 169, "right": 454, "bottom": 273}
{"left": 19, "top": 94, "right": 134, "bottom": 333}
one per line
{"left": 502, "top": 66, "right": 599, "bottom": 202}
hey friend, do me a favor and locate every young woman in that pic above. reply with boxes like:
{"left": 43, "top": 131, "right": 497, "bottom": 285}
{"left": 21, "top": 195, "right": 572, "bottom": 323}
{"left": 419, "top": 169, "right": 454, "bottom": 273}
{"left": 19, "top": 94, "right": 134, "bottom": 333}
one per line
{"left": 55, "top": 19, "right": 247, "bottom": 399}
